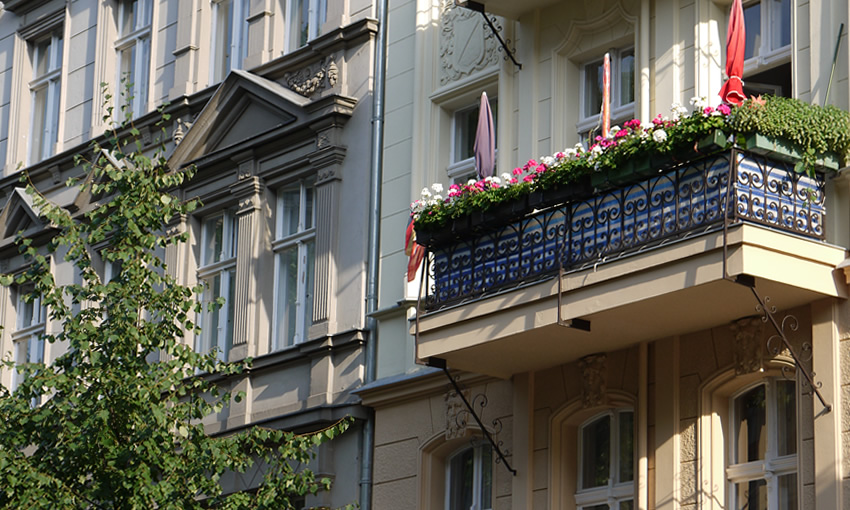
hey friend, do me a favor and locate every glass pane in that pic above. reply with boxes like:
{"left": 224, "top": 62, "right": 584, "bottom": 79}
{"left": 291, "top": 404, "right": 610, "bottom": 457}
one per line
{"left": 582, "top": 505, "right": 608, "bottom": 510}
{"left": 315, "top": 0, "right": 327, "bottom": 38}
{"left": 304, "top": 186, "right": 314, "bottom": 230}
{"left": 215, "top": 0, "right": 234, "bottom": 81}
{"left": 137, "top": 37, "right": 150, "bottom": 108}
{"left": 203, "top": 215, "right": 224, "bottom": 265}
{"left": 454, "top": 106, "right": 477, "bottom": 162}
{"left": 224, "top": 268, "right": 236, "bottom": 359}
{"left": 776, "top": 380, "right": 796, "bottom": 456}
{"left": 735, "top": 479, "right": 767, "bottom": 510}
{"left": 35, "top": 39, "right": 51, "bottom": 77}
{"left": 31, "top": 86, "right": 47, "bottom": 163}
{"left": 619, "top": 411, "right": 634, "bottom": 482}
{"left": 734, "top": 384, "right": 766, "bottom": 464}
{"left": 584, "top": 59, "right": 603, "bottom": 118}
{"left": 770, "top": 0, "right": 791, "bottom": 50}
{"left": 480, "top": 446, "right": 493, "bottom": 510}
{"left": 303, "top": 240, "right": 315, "bottom": 339}
{"left": 120, "top": 45, "right": 136, "bottom": 105}
{"left": 449, "top": 448, "right": 474, "bottom": 510}
{"left": 121, "top": 0, "right": 139, "bottom": 35}
{"left": 743, "top": 3, "right": 762, "bottom": 60}
{"left": 278, "top": 247, "right": 298, "bottom": 344}
{"left": 54, "top": 35, "right": 63, "bottom": 70}
{"left": 280, "top": 187, "right": 301, "bottom": 237}
{"left": 778, "top": 473, "right": 798, "bottom": 510}
{"left": 203, "top": 274, "right": 222, "bottom": 352}
{"left": 29, "top": 335, "right": 44, "bottom": 364}
{"left": 289, "top": 0, "right": 309, "bottom": 49}
{"left": 619, "top": 500, "right": 634, "bottom": 510}
{"left": 581, "top": 414, "right": 610, "bottom": 489}
{"left": 619, "top": 51, "right": 635, "bottom": 106}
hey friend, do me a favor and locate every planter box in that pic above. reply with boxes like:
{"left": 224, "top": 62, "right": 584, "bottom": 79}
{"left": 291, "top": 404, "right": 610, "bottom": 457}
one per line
{"left": 745, "top": 133, "right": 840, "bottom": 170}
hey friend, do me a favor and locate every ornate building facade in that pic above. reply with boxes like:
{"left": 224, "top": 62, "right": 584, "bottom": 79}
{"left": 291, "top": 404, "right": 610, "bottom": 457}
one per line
{"left": 366, "top": 1, "right": 850, "bottom": 509}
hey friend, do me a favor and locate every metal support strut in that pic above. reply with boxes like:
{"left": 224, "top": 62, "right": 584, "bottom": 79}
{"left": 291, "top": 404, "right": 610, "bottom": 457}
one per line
{"left": 461, "top": 1, "right": 522, "bottom": 69}
{"left": 431, "top": 360, "right": 517, "bottom": 476}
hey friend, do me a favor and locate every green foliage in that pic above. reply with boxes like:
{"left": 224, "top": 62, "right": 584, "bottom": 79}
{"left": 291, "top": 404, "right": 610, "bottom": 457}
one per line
{"left": 0, "top": 94, "right": 352, "bottom": 509}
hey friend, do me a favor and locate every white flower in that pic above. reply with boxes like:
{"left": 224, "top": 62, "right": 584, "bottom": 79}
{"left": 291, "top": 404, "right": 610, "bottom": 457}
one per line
{"left": 467, "top": 179, "right": 477, "bottom": 186}
{"left": 541, "top": 156, "right": 556, "bottom": 166}
{"left": 420, "top": 187, "right": 432, "bottom": 199}
{"left": 433, "top": 194, "right": 443, "bottom": 202}
{"left": 641, "top": 121, "right": 654, "bottom": 131}
{"left": 564, "top": 148, "right": 578, "bottom": 158}
{"left": 491, "top": 176, "right": 502, "bottom": 185}
{"left": 574, "top": 143, "right": 584, "bottom": 152}
{"left": 500, "top": 172, "right": 512, "bottom": 182}
{"left": 431, "top": 182, "right": 443, "bottom": 194}
{"left": 689, "top": 96, "right": 707, "bottom": 109}
{"left": 608, "top": 126, "right": 621, "bottom": 138}
{"left": 652, "top": 129, "right": 668, "bottom": 143}
{"left": 591, "top": 145, "right": 603, "bottom": 155}
{"left": 671, "top": 102, "right": 688, "bottom": 120}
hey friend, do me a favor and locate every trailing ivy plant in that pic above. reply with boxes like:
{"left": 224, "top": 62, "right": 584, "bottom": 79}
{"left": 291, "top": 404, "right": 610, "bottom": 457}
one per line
{"left": 0, "top": 90, "right": 352, "bottom": 509}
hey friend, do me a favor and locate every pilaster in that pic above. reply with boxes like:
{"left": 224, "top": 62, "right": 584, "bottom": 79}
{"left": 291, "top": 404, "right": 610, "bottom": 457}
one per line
{"left": 169, "top": 0, "right": 200, "bottom": 99}
{"left": 229, "top": 166, "right": 263, "bottom": 360}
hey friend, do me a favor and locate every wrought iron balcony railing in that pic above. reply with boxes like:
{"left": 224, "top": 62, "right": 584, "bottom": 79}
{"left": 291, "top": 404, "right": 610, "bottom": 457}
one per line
{"left": 422, "top": 148, "right": 826, "bottom": 311}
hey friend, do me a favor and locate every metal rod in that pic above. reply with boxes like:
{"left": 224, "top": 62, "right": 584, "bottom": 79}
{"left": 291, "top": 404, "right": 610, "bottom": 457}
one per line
{"left": 824, "top": 23, "right": 844, "bottom": 107}
{"left": 440, "top": 366, "right": 517, "bottom": 475}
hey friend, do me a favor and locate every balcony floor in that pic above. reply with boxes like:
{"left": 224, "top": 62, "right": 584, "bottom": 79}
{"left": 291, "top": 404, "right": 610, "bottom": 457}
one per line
{"left": 415, "top": 224, "right": 847, "bottom": 378}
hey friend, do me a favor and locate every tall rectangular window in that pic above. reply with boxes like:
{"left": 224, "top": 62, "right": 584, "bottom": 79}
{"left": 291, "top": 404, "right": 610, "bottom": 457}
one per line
{"left": 578, "top": 48, "right": 635, "bottom": 140}
{"left": 576, "top": 410, "right": 635, "bottom": 510}
{"left": 448, "top": 98, "right": 498, "bottom": 184}
{"left": 28, "top": 29, "right": 63, "bottom": 165}
{"left": 272, "top": 181, "right": 315, "bottom": 349}
{"left": 115, "top": 0, "right": 152, "bottom": 117}
{"left": 197, "top": 210, "right": 238, "bottom": 361}
{"left": 740, "top": 0, "right": 792, "bottom": 97}
{"left": 212, "top": 0, "right": 249, "bottom": 83}
{"left": 287, "top": 0, "right": 327, "bottom": 51}
{"left": 12, "top": 286, "right": 45, "bottom": 393}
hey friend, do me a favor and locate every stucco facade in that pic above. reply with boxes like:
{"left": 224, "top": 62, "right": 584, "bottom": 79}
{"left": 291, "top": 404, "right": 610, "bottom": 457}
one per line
{"left": 367, "top": 1, "right": 850, "bottom": 509}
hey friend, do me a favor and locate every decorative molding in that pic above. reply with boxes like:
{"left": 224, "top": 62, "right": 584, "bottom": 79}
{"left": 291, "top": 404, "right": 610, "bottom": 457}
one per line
{"left": 237, "top": 160, "right": 254, "bottom": 180}
{"left": 558, "top": 4, "right": 637, "bottom": 61}
{"left": 731, "top": 317, "right": 765, "bottom": 375}
{"left": 445, "top": 388, "right": 471, "bottom": 439}
{"left": 579, "top": 353, "right": 607, "bottom": 408}
{"left": 283, "top": 58, "right": 338, "bottom": 97}
{"left": 439, "top": 0, "right": 500, "bottom": 86}
{"left": 48, "top": 165, "right": 60, "bottom": 185}
{"left": 173, "top": 117, "right": 193, "bottom": 145}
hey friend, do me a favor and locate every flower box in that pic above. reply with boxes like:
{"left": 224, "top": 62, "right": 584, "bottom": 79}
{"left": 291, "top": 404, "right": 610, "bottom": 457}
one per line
{"left": 745, "top": 133, "right": 840, "bottom": 170}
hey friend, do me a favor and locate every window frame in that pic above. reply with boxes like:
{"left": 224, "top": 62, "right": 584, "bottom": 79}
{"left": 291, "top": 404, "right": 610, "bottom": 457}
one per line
{"left": 285, "top": 0, "right": 327, "bottom": 52}
{"left": 444, "top": 443, "right": 493, "bottom": 510}
{"left": 726, "top": 378, "right": 798, "bottom": 510}
{"left": 271, "top": 179, "right": 316, "bottom": 350}
{"left": 27, "top": 28, "right": 64, "bottom": 165}
{"left": 114, "top": 0, "right": 152, "bottom": 117}
{"left": 576, "top": 47, "right": 636, "bottom": 138}
{"left": 575, "top": 408, "right": 635, "bottom": 510}
{"left": 197, "top": 209, "right": 238, "bottom": 362}
{"left": 11, "top": 285, "right": 46, "bottom": 393}
{"left": 741, "top": 0, "right": 792, "bottom": 74}
{"left": 448, "top": 98, "right": 498, "bottom": 185}
{"left": 211, "top": 0, "right": 250, "bottom": 83}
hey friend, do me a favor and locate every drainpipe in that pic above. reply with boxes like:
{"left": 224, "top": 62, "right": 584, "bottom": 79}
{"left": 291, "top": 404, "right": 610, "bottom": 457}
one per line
{"left": 361, "top": 0, "right": 388, "bottom": 507}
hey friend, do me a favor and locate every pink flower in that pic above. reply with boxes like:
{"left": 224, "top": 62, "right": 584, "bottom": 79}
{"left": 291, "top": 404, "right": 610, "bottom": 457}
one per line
{"left": 615, "top": 129, "right": 629, "bottom": 138}
{"left": 718, "top": 104, "right": 731, "bottom": 115}
{"left": 535, "top": 164, "right": 547, "bottom": 173}
{"left": 512, "top": 167, "right": 523, "bottom": 176}
{"left": 523, "top": 159, "right": 538, "bottom": 171}
{"left": 624, "top": 119, "right": 641, "bottom": 129}
{"left": 555, "top": 152, "right": 565, "bottom": 159}
{"left": 652, "top": 114, "right": 664, "bottom": 125}
{"left": 510, "top": 177, "right": 518, "bottom": 184}
{"left": 522, "top": 175, "right": 535, "bottom": 183}
{"left": 703, "top": 106, "right": 714, "bottom": 115}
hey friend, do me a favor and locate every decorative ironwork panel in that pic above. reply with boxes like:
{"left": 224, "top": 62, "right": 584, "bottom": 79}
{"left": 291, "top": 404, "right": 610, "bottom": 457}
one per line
{"left": 425, "top": 150, "right": 826, "bottom": 311}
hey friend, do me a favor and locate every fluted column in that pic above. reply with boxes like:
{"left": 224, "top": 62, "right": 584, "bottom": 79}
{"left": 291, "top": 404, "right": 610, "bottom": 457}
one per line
{"left": 310, "top": 157, "right": 342, "bottom": 339}
{"left": 229, "top": 170, "right": 263, "bottom": 360}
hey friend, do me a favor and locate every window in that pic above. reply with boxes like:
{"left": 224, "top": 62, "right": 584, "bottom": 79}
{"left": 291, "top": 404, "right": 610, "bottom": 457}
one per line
{"left": 115, "top": 0, "right": 152, "bottom": 116}
{"left": 197, "top": 210, "right": 238, "bottom": 361}
{"left": 578, "top": 48, "right": 635, "bottom": 140}
{"left": 211, "top": 0, "right": 249, "bottom": 83}
{"left": 446, "top": 444, "right": 493, "bottom": 510}
{"left": 286, "top": 0, "right": 327, "bottom": 51}
{"left": 448, "top": 98, "right": 498, "bottom": 184}
{"left": 741, "top": 0, "right": 792, "bottom": 97}
{"left": 576, "top": 410, "right": 634, "bottom": 510}
{"left": 11, "top": 286, "right": 45, "bottom": 393}
{"left": 272, "top": 181, "right": 315, "bottom": 349}
{"left": 28, "top": 29, "right": 63, "bottom": 165}
{"left": 727, "top": 379, "right": 797, "bottom": 510}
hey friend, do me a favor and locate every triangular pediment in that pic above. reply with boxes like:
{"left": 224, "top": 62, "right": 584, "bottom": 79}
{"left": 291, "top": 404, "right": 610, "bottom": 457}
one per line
{"left": 169, "top": 70, "right": 310, "bottom": 168}
{"left": 0, "top": 188, "right": 45, "bottom": 240}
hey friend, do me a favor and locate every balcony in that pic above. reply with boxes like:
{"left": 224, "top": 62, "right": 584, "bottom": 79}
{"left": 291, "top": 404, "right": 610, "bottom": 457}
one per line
{"left": 414, "top": 149, "right": 848, "bottom": 378}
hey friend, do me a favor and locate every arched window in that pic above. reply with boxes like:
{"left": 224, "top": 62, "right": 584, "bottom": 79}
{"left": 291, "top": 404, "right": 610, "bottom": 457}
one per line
{"left": 446, "top": 443, "right": 493, "bottom": 510}
{"left": 576, "top": 409, "right": 635, "bottom": 510}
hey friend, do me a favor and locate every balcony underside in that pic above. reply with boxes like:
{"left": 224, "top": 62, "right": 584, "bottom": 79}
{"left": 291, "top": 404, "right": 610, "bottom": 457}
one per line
{"left": 415, "top": 224, "right": 847, "bottom": 378}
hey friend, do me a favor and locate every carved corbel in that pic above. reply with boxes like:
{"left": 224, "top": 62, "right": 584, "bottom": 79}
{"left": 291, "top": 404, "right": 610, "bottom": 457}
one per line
{"left": 579, "top": 353, "right": 607, "bottom": 408}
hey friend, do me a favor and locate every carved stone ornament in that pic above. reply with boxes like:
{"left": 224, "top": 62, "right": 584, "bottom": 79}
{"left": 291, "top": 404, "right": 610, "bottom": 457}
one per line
{"left": 439, "top": 0, "right": 500, "bottom": 86}
{"left": 579, "top": 353, "right": 607, "bottom": 408}
{"left": 284, "top": 58, "right": 338, "bottom": 97}
{"left": 173, "top": 117, "right": 193, "bottom": 145}
{"left": 731, "top": 317, "right": 765, "bottom": 375}
{"left": 445, "top": 389, "right": 470, "bottom": 439}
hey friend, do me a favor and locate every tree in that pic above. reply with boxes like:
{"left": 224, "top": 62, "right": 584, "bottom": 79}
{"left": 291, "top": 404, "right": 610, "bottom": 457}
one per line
{"left": 0, "top": 102, "right": 350, "bottom": 508}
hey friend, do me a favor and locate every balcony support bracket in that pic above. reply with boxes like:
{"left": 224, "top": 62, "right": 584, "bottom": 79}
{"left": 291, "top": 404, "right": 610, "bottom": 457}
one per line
{"left": 459, "top": 1, "right": 522, "bottom": 69}
{"left": 428, "top": 358, "right": 518, "bottom": 476}
{"left": 557, "top": 266, "right": 591, "bottom": 331}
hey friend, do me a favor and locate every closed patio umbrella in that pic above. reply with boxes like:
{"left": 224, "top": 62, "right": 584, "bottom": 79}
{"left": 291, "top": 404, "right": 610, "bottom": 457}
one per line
{"left": 719, "top": 0, "right": 746, "bottom": 105}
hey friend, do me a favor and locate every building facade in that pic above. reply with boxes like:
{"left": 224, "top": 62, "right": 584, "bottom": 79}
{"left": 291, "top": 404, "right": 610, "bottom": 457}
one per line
{"left": 0, "top": 0, "right": 380, "bottom": 506}
{"left": 366, "top": 1, "right": 850, "bottom": 509}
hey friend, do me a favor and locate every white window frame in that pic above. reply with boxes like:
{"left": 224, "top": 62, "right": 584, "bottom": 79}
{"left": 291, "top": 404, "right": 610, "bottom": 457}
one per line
{"left": 742, "top": 0, "right": 792, "bottom": 75}
{"left": 448, "top": 98, "right": 498, "bottom": 185}
{"left": 271, "top": 180, "right": 315, "bottom": 350}
{"left": 726, "top": 379, "right": 798, "bottom": 510}
{"left": 114, "top": 0, "right": 152, "bottom": 117}
{"left": 211, "top": 0, "right": 249, "bottom": 83}
{"left": 11, "top": 287, "right": 46, "bottom": 393}
{"left": 575, "top": 409, "right": 635, "bottom": 510}
{"left": 197, "top": 210, "right": 238, "bottom": 362}
{"left": 577, "top": 47, "right": 635, "bottom": 137}
{"left": 285, "top": 0, "right": 327, "bottom": 52}
{"left": 27, "top": 29, "right": 63, "bottom": 165}
{"left": 445, "top": 443, "right": 493, "bottom": 510}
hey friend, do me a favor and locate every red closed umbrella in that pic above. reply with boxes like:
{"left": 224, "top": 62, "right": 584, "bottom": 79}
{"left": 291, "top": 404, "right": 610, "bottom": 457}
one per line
{"left": 719, "top": 0, "right": 746, "bottom": 105}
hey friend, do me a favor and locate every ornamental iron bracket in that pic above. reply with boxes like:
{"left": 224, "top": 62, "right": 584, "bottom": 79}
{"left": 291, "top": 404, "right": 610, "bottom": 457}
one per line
{"left": 457, "top": 1, "right": 522, "bottom": 70}
{"left": 427, "top": 357, "right": 517, "bottom": 476}
{"left": 557, "top": 265, "right": 591, "bottom": 331}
